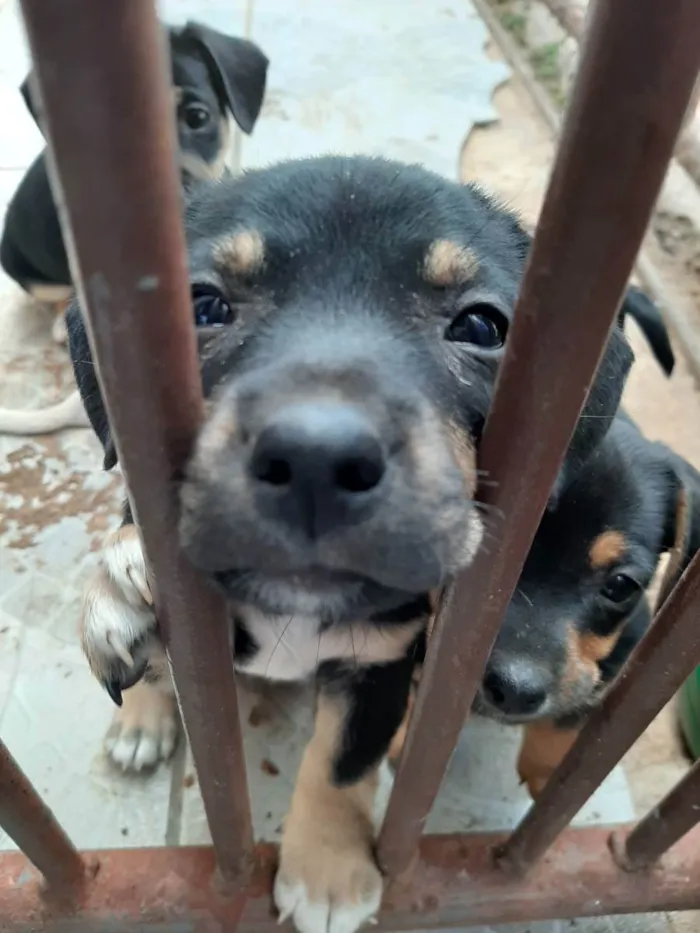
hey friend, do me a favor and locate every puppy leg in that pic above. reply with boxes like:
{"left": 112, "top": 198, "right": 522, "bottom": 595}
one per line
{"left": 275, "top": 657, "right": 415, "bottom": 933}
{"left": 517, "top": 721, "right": 579, "bottom": 799}
{"left": 81, "top": 522, "right": 178, "bottom": 771}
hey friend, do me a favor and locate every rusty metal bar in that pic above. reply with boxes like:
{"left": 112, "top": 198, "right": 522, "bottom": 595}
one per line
{"left": 610, "top": 757, "right": 700, "bottom": 872}
{"left": 0, "top": 740, "right": 85, "bottom": 888}
{"left": 378, "top": 0, "right": 700, "bottom": 878}
{"left": 1, "top": 828, "right": 700, "bottom": 931}
{"left": 18, "top": 0, "right": 253, "bottom": 882}
{"left": 500, "top": 551, "right": 700, "bottom": 871}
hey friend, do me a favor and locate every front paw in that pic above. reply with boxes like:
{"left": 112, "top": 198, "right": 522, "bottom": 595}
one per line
{"left": 104, "top": 680, "right": 178, "bottom": 772}
{"left": 274, "top": 823, "right": 382, "bottom": 933}
{"left": 81, "top": 525, "right": 160, "bottom": 705}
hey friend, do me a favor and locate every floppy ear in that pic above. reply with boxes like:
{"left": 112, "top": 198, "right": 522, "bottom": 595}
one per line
{"left": 179, "top": 22, "right": 268, "bottom": 134}
{"left": 618, "top": 285, "right": 675, "bottom": 376}
{"left": 20, "top": 71, "right": 43, "bottom": 133}
{"left": 65, "top": 301, "right": 117, "bottom": 470}
{"left": 656, "top": 452, "right": 700, "bottom": 607}
{"left": 548, "top": 325, "right": 633, "bottom": 510}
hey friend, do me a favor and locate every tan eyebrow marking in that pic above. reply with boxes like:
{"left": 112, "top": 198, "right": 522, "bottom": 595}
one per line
{"left": 213, "top": 230, "right": 266, "bottom": 276}
{"left": 423, "top": 239, "right": 479, "bottom": 287}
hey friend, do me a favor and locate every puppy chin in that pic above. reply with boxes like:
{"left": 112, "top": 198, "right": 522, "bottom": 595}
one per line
{"left": 215, "top": 568, "right": 427, "bottom": 621}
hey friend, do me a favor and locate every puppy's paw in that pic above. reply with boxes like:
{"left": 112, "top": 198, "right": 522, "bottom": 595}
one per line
{"left": 104, "top": 680, "right": 178, "bottom": 772}
{"left": 274, "top": 820, "right": 382, "bottom": 933}
{"left": 81, "top": 525, "right": 160, "bottom": 704}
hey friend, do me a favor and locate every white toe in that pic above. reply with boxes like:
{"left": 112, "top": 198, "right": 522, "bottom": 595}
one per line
{"left": 329, "top": 896, "right": 380, "bottom": 933}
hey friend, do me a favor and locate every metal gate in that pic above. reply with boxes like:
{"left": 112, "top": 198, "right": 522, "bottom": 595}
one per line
{"left": 2, "top": 0, "right": 700, "bottom": 928}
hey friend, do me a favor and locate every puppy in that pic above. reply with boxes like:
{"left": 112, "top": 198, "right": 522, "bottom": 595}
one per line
{"left": 68, "top": 156, "right": 636, "bottom": 933}
{"left": 391, "top": 414, "right": 700, "bottom": 798}
{"left": 0, "top": 21, "right": 268, "bottom": 435}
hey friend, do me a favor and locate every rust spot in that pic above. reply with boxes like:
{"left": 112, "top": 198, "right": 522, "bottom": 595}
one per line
{"left": 261, "top": 759, "right": 280, "bottom": 777}
{"left": 183, "top": 774, "right": 196, "bottom": 789}
{"left": 588, "top": 530, "right": 626, "bottom": 569}
{"left": 214, "top": 229, "right": 265, "bottom": 277}
{"left": 423, "top": 239, "right": 479, "bottom": 287}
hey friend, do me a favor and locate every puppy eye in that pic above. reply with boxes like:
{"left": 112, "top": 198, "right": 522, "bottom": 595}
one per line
{"left": 192, "top": 287, "right": 234, "bottom": 328}
{"left": 445, "top": 303, "right": 508, "bottom": 349}
{"left": 600, "top": 572, "right": 641, "bottom": 604}
{"left": 184, "top": 103, "right": 211, "bottom": 130}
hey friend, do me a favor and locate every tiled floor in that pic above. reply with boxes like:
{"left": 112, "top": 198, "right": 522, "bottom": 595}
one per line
{"left": 0, "top": 0, "right": 696, "bottom": 931}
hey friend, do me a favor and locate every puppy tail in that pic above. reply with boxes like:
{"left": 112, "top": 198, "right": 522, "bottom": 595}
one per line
{"left": 0, "top": 389, "right": 89, "bottom": 434}
{"left": 619, "top": 286, "right": 675, "bottom": 376}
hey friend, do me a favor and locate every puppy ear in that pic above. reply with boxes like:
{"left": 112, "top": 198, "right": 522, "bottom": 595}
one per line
{"left": 618, "top": 285, "right": 675, "bottom": 376}
{"left": 20, "top": 71, "right": 43, "bottom": 133}
{"left": 180, "top": 22, "right": 268, "bottom": 134}
{"left": 65, "top": 301, "right": 117, "bottom": 470}
{"left": 548, "top": 325, "right": 633, "bottom": 510}
{"left": 657, "top": 453, "right": 700, "bottom": 606}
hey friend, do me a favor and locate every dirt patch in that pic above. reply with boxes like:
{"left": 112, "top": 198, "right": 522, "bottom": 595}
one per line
{"left": 0, "top": 442, "right": 121, "bottom": 549}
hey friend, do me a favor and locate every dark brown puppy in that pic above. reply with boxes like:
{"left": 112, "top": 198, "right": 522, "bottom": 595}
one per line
{"left": 67, "top": 156, "right": 637, "bottom": 933}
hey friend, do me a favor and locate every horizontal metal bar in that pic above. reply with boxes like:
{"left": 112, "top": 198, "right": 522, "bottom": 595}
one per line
{"left": 611, "top": 757, "right": 700, "bottom": 872}
{"left": 0, "top": 740, "right": 85, "bottom": 888}
{"left": 500, "top": 550, "right": 700, "bottom": 871}
{"left": 1, "top": 828, "right": 700, "bottom": 931}
{"left": 377, "top": 0, "right": 700, "bottom": 879}
{"left": 18, "top": 0, "right": 253, "bottom": 882}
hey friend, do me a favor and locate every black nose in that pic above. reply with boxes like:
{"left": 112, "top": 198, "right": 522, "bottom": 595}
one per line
{"left": 250, "top": 403, "right": 385, "bottom": 534}
{"left": 482, "top": 662, "right": 548, "bottom": 717}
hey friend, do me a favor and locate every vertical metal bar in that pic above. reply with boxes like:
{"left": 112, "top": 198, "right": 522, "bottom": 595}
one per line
{"left": 500, "top": 552, "right": 700, "bottom": 871}
{"left": 378, "top": 0, "right": 700, "bottom": 879}
{"left": 611, "top": 757, "right": 700, "bottom": 872}
{"left": 18, "top": 0, "right": 254, "bottom": 881}
{"left": 0, "top": 741, "right": 84, "bottom": 887}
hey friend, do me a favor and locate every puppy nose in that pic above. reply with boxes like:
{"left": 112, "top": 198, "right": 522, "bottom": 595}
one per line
{"left": 250, "top": 403, "right": 385, "bottom": 532}
{"left": 482, "top": 662, "right": 548, "bottom": 716}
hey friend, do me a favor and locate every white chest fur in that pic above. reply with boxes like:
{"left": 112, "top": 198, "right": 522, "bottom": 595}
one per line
{"left": 234, "top": 606, "right": 422, "bottom": 682}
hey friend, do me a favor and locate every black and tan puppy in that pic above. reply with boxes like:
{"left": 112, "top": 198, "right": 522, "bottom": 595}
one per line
{"left": 68, "top": 156, "right": 638, "bottom": 933}
{"left": 392, "top": 414, "right": 700, "bottom": 797}
{"left": 0, "top": 21, "right": 267, "bottom": 435}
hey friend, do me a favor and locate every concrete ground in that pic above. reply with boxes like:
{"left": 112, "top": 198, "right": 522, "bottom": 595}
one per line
{"left": 0, "top": 0, "right": 697, "bottom": 931}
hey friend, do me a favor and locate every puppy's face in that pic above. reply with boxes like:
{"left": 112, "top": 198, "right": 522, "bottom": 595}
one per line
{"left": 475, "top": 418, "right": 694, "bottom": 725}
{"left": 175, "top": 157, "right": 632, "bottom": 622}
{"left": 172, "top": 53, "right": 229, "bottom": 184}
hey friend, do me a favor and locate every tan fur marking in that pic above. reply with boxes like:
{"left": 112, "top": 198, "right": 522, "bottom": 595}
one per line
{"left": 517, "top": 721, "right": 579, "bottom": 798}
{"left": 179, "top": 116, "right": 231, "bottom": 183}
{"left": 561, "top": 626, "right": 620, "bottom": 694}
{"left": 194, "top": 400, "right": 238, "bottom": 469}
{"left": 214, "top": 229, "right": 265, "bottom": 277}
{"left": 277, "top": 692, "right": 382, "bottom": 904}
{"left": 28, "top": 283, "right": 73, "bottom": 303}
{"left": 423, "top": 239, "right": 479, "bottom": 287}
{"left": 588, "top": 530, "right": 626, "bottom": 569}
{"left": 446, "top": 420, "right": 478, "bottom": 495}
